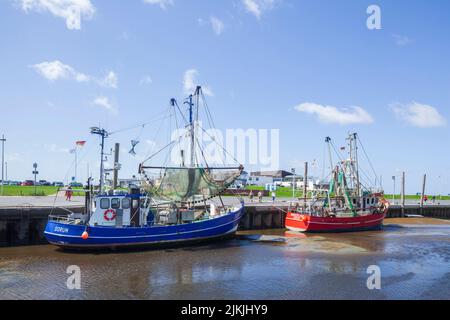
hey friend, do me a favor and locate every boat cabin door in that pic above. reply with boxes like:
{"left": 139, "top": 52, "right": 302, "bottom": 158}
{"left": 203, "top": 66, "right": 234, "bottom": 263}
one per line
{"left": 121, "top": 197, "right": 131, "bottom": 226}
{"left": 131, "top": 198, "right": 140, "bottom": 227}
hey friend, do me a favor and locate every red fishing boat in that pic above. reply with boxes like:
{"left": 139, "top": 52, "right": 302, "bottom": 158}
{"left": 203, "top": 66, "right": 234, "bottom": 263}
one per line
{"left": 285, "top": 133, "right": 390, "bottom": 233}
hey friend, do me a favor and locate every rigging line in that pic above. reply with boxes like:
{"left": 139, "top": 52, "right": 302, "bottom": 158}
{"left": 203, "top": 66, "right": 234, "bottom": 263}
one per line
{"left": 195, "top": 135, "right": 210, "bottom": 169}
{"left": 329, "top": 140, "right": 344, "bottom": 165}
{"left": 141, "top": 120, "right": 189, "bottom": 164}
{"left": 141, "top": 139, "right": 177, "bottom": 164}
{"left": 170, "top": 102, "right": 183, "bottom": 166}
{"left": 358, "top": 166, "right": 373, "bottom": 184}
{"left": 108, "top": 110, "right": 170, "bottom": 135}
{"left": 201, "top": 92, "right": 219, "bottom": 141}
{"left": 141, "top": 108, "right": 173, "bottom": 161}
{"left": 174, "top": 99, "right": 188, "bottom": 125}
{"left": 321, "top": 142, "right": 326, "bottom": 181}
{"left": 200, "top": 126, "right": 241, "bottom": 166}
{"left": 200, "top": 93, "right": 230, "bottom": 168}
{"left": 200, "top": 90, "right": 215, "bottom": 126}
{"left": 356, "top": 135, "right": 378, "bottom": 183}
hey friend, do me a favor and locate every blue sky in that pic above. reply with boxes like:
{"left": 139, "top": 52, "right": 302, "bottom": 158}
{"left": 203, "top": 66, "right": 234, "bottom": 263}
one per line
{"left": 1, "top": 0, "right": 450, "bottom": 194}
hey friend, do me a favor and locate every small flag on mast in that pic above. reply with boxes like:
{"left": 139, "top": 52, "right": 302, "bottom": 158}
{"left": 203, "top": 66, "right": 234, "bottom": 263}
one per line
{"left": 76, "top": 141, "right": 86, "bottom": 147}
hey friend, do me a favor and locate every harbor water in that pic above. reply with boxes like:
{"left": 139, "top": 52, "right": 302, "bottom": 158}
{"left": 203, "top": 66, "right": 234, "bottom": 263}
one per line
{"left": 1, "top": 218, "right": 449, "bottom": 300}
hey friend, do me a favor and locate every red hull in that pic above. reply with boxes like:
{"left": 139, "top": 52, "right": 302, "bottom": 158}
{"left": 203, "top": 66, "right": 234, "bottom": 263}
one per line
{"left": 285, "top": 212, "right": 386, "bottom": 233}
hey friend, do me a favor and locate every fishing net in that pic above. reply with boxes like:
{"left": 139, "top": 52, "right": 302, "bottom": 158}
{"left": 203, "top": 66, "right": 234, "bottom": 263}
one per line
{"left": 142, "top": 167, "right": 242, "bottom": 203}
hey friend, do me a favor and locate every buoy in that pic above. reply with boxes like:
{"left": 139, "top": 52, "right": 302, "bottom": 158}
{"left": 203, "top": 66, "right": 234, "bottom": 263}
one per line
{"left": 81, "top": 231, "right": 89, "bottom": 240}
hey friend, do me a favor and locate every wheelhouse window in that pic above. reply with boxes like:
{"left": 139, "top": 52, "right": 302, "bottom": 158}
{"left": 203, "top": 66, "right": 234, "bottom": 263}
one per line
{"left": 122, "top": 198, "right": 131, "bottom": 209}
{"left": 111, "top": 198, "right": 120, "bottom": 209}
{"left": 100, "top": 198, "right": 110, "bottom": 209}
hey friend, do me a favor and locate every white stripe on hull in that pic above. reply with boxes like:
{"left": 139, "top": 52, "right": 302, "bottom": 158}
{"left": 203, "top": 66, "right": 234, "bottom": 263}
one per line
{"left": 49, "top": 227, "right": 239, "bottom": 249}
{"left": 285, "top": 216, "right": 384, "bottom": 226}
{"left": 45, "top": 215, "right": 242, "bottom": 240}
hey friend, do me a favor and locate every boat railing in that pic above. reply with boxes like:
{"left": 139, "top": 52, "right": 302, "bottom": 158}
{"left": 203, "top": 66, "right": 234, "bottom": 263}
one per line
{"left": 48, "top": 214, "right": 86, "bottom": 225}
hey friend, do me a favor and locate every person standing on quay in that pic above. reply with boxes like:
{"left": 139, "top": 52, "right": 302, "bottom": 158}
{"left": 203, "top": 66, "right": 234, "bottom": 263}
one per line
{"left": 66, "top": 186, "right": 73, "bottom": 201}
{"left": 257, "top": 191, "right": 263, "bottom": 203}
{"left": 249, "top": 190, "right": 254, "bottom": 203}
{"left": 272, "top": 191, "right": 276, "bottom": 203}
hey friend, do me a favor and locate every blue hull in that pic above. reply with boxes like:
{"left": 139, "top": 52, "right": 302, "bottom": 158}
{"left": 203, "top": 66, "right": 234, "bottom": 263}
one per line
{"left": 44, "top": 206, "right": 244, "bottom": 250}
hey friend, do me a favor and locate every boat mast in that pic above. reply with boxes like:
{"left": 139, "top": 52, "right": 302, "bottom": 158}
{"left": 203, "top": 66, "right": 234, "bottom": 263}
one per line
{"left": 90, "top": 127, "right": 109, "bottom": 194}
{"left": 325, "top": 137, "right": 333, "bottom": 173}
{"left": 345, "top": 132, "right": 359, "bottom": 196}
{"left": 184, "top": 90, "right": 197, "bottom": 167}
{"left": 353, "top": 133, "right": 361, "bottom": 197}
{"left": 325, "top": 137, "right": 333, "bottom": 209}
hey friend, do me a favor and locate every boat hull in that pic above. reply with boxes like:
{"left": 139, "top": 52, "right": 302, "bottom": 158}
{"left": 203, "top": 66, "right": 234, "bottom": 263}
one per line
{"left": 285, "top": 212, "right": 386, "bottom": 233}
{"left": 45, "top": 206, "right": 244, "bottom": 250}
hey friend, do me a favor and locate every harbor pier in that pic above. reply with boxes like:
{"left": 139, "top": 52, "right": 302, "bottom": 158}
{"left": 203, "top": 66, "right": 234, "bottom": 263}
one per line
{"left": 2, "top": 200, "right": 450, "bottom": 247}
{"left": 0, "top": 206, "right": 84, "bottom": 247}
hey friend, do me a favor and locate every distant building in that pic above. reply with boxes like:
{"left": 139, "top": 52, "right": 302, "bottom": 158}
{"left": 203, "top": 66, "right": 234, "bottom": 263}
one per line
{"left": 230, "top": 171, "right": 249, "bottom": 189}
{"left": 248, "top": 170, "right": 292, "bottom": 186}
{"left": 118, "top": 178, "right": 141, "bottom": 189}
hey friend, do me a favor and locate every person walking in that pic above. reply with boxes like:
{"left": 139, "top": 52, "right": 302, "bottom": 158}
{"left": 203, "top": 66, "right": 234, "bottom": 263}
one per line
{"left": 257, "top": 191, "right": 262, "bottom": 203}
{"left": 249, "top": 190, "right": 254, "bottom": 203}
{"left": 66, "top": 186, "right": 73, "bottom": 201}
{"left": 272, "top": 191, "right": 276, "bottom": 203}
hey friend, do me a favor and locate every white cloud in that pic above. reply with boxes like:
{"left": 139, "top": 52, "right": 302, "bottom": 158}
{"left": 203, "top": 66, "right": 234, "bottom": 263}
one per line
{"left": 392, "top": 34, "right": 414, "bottom": 46}
{"left": 391, "top": 102, "right": 446, "bottom": 128}
{"left": 100, "top": 71, "right": 118, "bottom": 89}
{"left": 16, "top": 0, "right": 95, "bottom": 30}
{"left": 210, "top": 16, "right": 225, "bottom": 35}
{"left": 32, "top": 60, "right": 118, "bottom": 89}
{"left": 242, "top": 0, "right": 276, "bottom": 19}
{"left": 143, "top": 0, "right": 174, "bottom": 10}
{"left": 31, "top": 60, "right": 89, "bottom": 82}
{"left": 140, "top": 75, "right": 153, "bottom": 86}
{"left": 93, "top": 96, "right": 118, "bottom": 115}
{"left": 183, "top": 69, "right": 214, "bottom": 96}
{"left": 295, "top": 102, "right": 374, "bottom": 125}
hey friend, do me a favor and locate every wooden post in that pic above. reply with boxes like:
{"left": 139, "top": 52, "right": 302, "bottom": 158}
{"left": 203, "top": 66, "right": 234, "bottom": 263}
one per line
{"left": 420, "top": 174, "right": 426, "bottom": 214}
{"left": 303, "top": 162, "right": 308, "bottom": 207}
{"left": 401, "top": 171, "right": 405, "bottom": 217}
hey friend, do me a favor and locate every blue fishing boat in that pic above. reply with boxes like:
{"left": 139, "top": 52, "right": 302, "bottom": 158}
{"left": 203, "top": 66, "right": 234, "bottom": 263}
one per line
{"left": 45, "top": 86, "right": 245, "bottom": 250}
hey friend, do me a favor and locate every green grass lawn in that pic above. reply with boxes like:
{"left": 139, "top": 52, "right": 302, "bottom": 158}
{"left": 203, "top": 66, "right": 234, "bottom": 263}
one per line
{"left": 0, "top": 186, "right": 60, "bottom": 196}
{"left": 245, "top": 185, "right": 304, "bottom": 198}
{"left": 243, "top": 186, "right": 450, "bottom": 200}
{"left": 384, "top": 194, "right": 450, "bottom": 200}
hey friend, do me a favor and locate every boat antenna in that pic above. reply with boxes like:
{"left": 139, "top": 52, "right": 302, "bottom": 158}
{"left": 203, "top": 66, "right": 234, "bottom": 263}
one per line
{"left": 90, "top": 127, "right": 109, "bottom": 194}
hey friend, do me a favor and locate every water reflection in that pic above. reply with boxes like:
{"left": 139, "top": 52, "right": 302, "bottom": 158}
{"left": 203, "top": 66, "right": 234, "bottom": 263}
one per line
{"left": 1, "top": 219, "right": 449, "bottom": 300}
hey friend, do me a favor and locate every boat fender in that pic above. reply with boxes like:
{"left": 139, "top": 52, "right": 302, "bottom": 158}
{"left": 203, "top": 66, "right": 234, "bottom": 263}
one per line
{"left": 81, "top": 231, "right": 89, "bottom": 240}
{"left": 104, "top": 209, "right": 117, "bottom": 221}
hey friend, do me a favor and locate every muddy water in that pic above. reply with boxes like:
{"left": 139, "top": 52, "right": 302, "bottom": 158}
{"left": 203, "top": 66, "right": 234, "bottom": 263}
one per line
{"left": 0, "top": 218, "right": 449, "bottom": 300}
